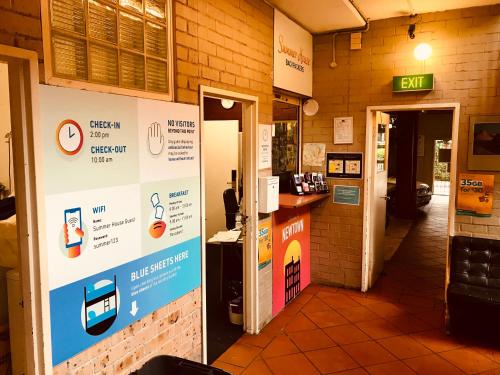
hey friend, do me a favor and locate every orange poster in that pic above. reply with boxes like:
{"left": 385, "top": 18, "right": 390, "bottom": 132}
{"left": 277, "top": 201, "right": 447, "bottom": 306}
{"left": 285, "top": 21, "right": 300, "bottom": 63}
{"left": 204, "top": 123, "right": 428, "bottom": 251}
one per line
{"left": 457, "top": 173, "right": 494, "bottom": 217}
{"left": 258, "top": 218, "right": 272, "bottom": 269}
{"left": 272, "top": 206, "right": 310, "bottom": 316}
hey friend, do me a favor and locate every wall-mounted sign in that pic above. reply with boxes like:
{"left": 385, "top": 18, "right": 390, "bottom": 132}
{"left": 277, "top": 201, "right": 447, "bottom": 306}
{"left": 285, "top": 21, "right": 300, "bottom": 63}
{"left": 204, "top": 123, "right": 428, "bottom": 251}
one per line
{"left": 273, "top": 9, "right": 313, "bottom": 97}
{"left": 334, "top": 117, "right": 353, "bottom": 144}
{"left": 258, "top": 218, "right": 272, "bottom": 270}
{"left": 37, "top": 86, "right": 201, "bottom": 366}
{"left": 333, "top": 185, "right": 360, "bottom": 205}
{"left": 326, "top": 152, "right": 363, "bottom": 179}
{"left": 457, "top": 173, "right": 494, "bottom": 217}
{"left": 259, "top": 124, "right": 272, "bottom": 170}
{"left": 393, "top": 73, "right": 434, "bottom": 92}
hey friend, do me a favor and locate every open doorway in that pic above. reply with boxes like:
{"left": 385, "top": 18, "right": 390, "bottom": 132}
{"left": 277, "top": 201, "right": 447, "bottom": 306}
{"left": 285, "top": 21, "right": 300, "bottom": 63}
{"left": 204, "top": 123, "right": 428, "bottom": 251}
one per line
{"left": 199, "top": 87, "right": 259, "bottom": 365}
{"left": 363, "top": 104, "right": 459, "bottom": 292}
{"left": 383, "top": 111, "right": 454, "bottom": 261}
{"left": 0, "top": 45, "right": 44, "bottom": 374}
{"left": 203, "top": 97, "right": 244, "bottom": 363}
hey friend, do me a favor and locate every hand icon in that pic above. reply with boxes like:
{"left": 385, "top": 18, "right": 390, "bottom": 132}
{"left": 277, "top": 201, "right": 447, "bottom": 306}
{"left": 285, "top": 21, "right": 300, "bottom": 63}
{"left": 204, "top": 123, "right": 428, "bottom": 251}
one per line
{"left": 148, "top": 122, "right": 164, "bottom": 156}
{"left": 64, "top": 223, "right": 85, "bottom": 258}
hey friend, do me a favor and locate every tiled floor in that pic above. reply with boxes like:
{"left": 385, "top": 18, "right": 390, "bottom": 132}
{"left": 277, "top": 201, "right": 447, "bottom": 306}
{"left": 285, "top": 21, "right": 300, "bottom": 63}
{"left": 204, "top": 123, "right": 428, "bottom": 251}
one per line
{"left": 212, "top": 196, "right": 500, "bottom": 374}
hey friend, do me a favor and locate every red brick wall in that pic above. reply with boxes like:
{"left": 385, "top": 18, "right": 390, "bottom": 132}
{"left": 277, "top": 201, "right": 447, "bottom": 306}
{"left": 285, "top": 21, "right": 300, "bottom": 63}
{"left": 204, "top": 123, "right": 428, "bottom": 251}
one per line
{"left": 307, "top": 5, "right": 500, "bottom": 288}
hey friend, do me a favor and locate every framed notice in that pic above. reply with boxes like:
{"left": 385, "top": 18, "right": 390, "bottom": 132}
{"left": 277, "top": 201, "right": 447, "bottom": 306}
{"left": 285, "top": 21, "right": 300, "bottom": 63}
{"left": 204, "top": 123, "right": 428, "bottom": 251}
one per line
{"left": 259, "top": 124, "right": 272, "bottom": 169}
{"left": 333, "top": 185, "right": 360, "bottom": 205}
{"left": 457, "top": 173, "right": 494, "bottom": 217}
{"left": 334, "top": 117, "right": 353, "bottom": 144}
{"left": 468, "top": 116, "right": 500, "bottom": 171}
{"left": 326, "top": 152, "right": 363, "bottom": 179}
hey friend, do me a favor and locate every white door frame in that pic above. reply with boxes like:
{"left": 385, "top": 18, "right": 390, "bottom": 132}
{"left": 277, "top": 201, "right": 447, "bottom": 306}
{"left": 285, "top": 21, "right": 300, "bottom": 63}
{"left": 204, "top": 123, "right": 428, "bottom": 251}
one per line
{"left": 362, "top": 103, "right": 460, "bottom": 292}
{"left": 0, "top": 45, "right": 45, "bottom": 374}
{"left": 199, "top": 86, "right": 259, "bottom": 363}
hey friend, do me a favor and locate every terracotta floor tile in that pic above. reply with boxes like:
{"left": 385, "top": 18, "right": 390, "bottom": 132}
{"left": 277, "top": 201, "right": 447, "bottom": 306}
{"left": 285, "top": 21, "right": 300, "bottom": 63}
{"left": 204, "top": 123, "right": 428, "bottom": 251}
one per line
{"left": 439, "top": 348, "right": 499, "bottom": 374}
{"left": 212, "top": 360, "right": 244, "bottom": 374}
{"left": 280, "top": 302, "right": 304, "bottom": 317}
{"left": 292, "top": 292, "right": 314, "bottom": 305}
{"left": 241, "top": 358, "right": 272, "bottom": 375}
{"left": 304, "top": 309, "right": 349, "bottom": 328}
{"left": 366, "top": 302, "right": 407, "bottom": 318}
{"left": 342, "top": 341, "right": 396, "bottom": 366}
{"left": 387, "top": 314, "right": 431, "bottom": 334}
{"left": 335, "top": 369, "right": 369, "bottom": 375}
{"left": 285, "top": 312, "right": 318, "bottom": 333}
{"left": 305, "top": 346, "right": 359, "bottom": 373}
{"left": 264, "top": 353, "right": 319, "bottom": 375}
{"left": 322, "top": 293, "right": 361, "bottom": 309}
{"left": 356, "top": 318, "right": 402, "bottom": 339}
{"left": 410, "top": 329, "right": 463, "bottom": 353}
{"left": 301, "top": 297, "right": 332, "bottom": 314}
{"left": 218, "top": 343, "right": 262, "bottom": 368}
{"left": 303, "top": 284, "right": 323, "bottom": 295}
{"left": 260, "top": 335, "right": 299, "bottom": 359}
{"left": 323, "top": 324, "right": 371, "bottom": 345}
{"left": 260, "top": 313, "right": 293, "bottom": 335}
{"left": 237, "top": 332, "right": 274, "bottom": 348}
{"left": 365, "top": 361, "right": 417, "bottom": 375}
{"left": 288, "top": 328, "right": 336, "bottom": 352}
{"left": 378, "top": 335, "right": 432, "bottom": 359}
{"left": 404, "top": 354, "right": 465, "bottom": 375}
{"left": 416, "top": 309, "right": 445, "bottom": 329}
{"left": 337, "top": 305, "right": 380, "bottom": 323}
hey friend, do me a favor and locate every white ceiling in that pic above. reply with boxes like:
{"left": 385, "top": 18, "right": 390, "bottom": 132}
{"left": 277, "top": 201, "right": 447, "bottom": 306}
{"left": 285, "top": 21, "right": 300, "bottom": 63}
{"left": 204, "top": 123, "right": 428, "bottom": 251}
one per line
{"left": 268, "top": 0, "right": 499, "bottom": 33}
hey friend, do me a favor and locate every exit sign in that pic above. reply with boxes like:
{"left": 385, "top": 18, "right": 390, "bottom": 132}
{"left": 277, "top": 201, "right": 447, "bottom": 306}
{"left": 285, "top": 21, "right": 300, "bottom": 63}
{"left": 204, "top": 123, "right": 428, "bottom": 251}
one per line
{"left": 393, "top": 74, "right": 434, "bottom": 92}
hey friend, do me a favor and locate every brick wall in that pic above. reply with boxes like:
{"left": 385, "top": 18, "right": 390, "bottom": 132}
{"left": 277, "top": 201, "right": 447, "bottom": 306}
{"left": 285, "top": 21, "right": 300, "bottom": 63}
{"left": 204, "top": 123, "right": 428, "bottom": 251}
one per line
{"left": 0, "top": 1, "right": 42, "bottom": 56}
{"left": 53, "top": 288, "right": 202, "bottom": 374}
{"left": 307, "top": 5, "right": 500, "bottom": 288}
{"left": 0, "top": 0, "right": 275, "bottom": 372}
{"left": 174, "top": 0, "right": 274, "bottom": 123}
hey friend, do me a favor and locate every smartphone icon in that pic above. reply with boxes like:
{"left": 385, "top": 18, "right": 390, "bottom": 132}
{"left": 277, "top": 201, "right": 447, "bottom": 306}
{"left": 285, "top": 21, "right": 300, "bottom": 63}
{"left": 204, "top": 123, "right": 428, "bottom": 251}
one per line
{"left": 64, "top": 207, "right": 82, "bottom": 248}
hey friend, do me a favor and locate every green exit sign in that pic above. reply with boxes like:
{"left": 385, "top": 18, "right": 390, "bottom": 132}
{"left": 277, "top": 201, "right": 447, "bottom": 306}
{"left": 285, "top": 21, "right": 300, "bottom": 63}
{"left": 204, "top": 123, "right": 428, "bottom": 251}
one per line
{"left": 393, "top": 74, "right": 434, "bottom": 92}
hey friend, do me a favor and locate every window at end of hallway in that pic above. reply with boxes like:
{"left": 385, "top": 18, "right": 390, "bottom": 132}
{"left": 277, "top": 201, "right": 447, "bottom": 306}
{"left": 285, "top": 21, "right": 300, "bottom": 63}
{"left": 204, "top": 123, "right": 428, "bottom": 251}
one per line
{"left": 42, "top": 0, "right": 173, "bottom": 100}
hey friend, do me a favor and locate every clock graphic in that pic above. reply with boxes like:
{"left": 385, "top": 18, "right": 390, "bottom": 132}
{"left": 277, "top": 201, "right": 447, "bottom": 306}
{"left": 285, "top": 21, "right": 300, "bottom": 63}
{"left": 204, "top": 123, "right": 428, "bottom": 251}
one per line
{"left": 56, "top": 119, "right": 84, "bottom": 156}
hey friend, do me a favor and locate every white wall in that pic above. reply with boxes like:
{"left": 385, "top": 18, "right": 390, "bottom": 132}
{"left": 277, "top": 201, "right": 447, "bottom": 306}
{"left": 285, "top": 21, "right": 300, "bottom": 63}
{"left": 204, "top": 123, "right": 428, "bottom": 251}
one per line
{"left": 204, "top": 120, "right": 239, "bottom": 238}
{"left": 0, "top": 63, "right": 12, "bottom": 195}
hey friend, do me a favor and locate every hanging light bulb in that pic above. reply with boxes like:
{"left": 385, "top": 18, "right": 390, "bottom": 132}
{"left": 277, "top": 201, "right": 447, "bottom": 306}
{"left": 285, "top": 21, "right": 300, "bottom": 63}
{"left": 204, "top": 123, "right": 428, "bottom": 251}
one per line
{"left": 414, "top": 43, "right": 432, "bottom": 61}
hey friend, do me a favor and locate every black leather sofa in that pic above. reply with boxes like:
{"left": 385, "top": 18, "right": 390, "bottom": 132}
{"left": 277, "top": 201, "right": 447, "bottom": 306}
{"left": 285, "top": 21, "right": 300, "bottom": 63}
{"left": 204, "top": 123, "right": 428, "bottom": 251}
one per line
{"left": 447, "top": 236, "right": 500, "bottom": 333}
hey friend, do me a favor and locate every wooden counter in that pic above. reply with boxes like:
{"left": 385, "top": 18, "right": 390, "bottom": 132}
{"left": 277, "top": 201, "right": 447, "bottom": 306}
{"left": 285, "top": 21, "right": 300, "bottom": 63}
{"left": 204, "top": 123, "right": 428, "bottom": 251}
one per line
{"left": 279, "top": 193, "right": 330, "bottom": 209}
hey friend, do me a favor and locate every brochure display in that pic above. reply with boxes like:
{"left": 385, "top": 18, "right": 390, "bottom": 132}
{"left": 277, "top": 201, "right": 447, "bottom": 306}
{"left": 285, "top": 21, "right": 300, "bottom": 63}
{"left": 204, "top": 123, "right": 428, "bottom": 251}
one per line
{"left": 37, "top": 86, "right": 201, "bottom": 365}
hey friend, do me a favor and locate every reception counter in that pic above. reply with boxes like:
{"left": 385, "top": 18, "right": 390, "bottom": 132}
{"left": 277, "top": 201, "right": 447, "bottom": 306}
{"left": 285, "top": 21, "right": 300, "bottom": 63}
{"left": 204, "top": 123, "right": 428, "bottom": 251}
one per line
{"left": 272, "top": 193, "right": 329, "bottom": 316}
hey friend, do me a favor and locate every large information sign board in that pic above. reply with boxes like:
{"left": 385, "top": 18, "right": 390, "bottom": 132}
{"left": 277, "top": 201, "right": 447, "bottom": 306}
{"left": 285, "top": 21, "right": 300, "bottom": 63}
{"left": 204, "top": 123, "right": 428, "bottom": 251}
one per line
{"left": 38, "top": 86, "right": 201, "bottom": 365}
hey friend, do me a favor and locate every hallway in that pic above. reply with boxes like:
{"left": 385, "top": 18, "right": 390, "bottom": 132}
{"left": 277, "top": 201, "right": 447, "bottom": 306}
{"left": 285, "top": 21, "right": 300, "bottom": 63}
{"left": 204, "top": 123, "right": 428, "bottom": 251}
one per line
{"left": 213, "top": 196, "right": 500, "bottom": 374}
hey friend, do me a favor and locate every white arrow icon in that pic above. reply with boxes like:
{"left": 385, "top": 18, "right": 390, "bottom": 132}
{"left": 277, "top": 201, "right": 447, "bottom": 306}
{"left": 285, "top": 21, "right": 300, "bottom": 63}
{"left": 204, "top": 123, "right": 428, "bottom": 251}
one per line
{"left": 130, "top": 300, "right": 139, "bottom": 316}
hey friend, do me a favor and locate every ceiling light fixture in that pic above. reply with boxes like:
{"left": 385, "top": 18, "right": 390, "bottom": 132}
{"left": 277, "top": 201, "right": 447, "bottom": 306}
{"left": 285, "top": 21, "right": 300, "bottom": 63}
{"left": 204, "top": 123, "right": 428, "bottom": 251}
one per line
{"left": 221, "top": 99, "right": 234, "bottom": 109}
{"left": 414, "top": 43, "right": 432, "bottom": 61}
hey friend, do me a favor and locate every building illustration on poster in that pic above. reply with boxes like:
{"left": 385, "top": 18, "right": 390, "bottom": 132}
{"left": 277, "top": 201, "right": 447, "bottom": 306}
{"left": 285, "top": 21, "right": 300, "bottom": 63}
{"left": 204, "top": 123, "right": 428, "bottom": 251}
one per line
{"left": 37, "top": 86, "right": 201, "bottom": 366}
{"left": 272, "top": 207, "right": 310, "bottom": 316}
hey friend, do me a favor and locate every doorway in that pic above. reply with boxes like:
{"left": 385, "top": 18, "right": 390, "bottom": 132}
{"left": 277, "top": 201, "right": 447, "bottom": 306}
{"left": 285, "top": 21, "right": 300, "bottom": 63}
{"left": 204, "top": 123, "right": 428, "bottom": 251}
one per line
{"left": 0, "top": 45, "right": 44, "bottom": 374}
{"left": 199, "top": 87, "right": 259, "bottom": 364}
{"left": 383, "top": 110, "right": 453, "bottom": 262}
{"left": 363, "top": 103, "right": 460, "bottom": 292}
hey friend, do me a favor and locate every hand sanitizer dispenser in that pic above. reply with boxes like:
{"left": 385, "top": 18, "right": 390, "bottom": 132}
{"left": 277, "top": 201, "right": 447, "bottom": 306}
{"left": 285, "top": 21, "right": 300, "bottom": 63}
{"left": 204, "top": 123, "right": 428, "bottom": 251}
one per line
{"left": 259, "top": 176, "right": 279, "bottom": 213}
